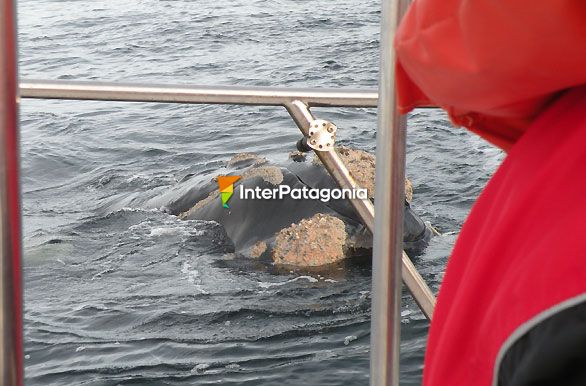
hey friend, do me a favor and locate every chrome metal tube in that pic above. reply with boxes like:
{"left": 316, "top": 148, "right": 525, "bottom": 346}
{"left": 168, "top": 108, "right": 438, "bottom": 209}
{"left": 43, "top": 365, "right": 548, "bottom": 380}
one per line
{"left": 370, "top": 0, "right": 411, "bottom": 385}
{"left": 401, "top": 252, "right": 435, "bottom": 319}
{"left": 0, "top": 0, "right": 24, "bottom": 384}
{"left": 286, "top": 101, "right": 435, "bottom": 322}
{"left": 20, "top": 80, "right": 378, "bottom": 108}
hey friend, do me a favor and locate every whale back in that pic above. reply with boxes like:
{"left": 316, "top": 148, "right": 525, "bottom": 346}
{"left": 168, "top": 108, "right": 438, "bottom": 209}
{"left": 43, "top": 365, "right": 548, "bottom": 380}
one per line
{"left": 180, "top": 168, "right": 358, "bottom": 251}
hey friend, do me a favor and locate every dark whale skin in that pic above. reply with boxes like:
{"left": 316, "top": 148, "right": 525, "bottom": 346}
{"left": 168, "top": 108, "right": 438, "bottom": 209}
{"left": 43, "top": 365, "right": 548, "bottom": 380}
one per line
{"left": 171, "top": 157, "right": 432, "bottom": 258}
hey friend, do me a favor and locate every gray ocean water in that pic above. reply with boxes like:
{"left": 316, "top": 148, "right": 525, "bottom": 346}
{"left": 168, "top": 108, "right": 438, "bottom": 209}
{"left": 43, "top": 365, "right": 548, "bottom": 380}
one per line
{"left": 17, "top": 0, "right": 504, "bottom": 384}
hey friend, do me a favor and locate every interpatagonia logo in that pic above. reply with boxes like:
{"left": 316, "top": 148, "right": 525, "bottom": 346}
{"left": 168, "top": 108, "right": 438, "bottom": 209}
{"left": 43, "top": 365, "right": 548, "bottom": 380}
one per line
{"left": 217, "top": 175, "right": 241, "bottom": 208}
{"left": 217, "top": 174, "right": 367, "bottom": 208}
{"left": 240, "top": 185, "right": 367, "bottom": 202}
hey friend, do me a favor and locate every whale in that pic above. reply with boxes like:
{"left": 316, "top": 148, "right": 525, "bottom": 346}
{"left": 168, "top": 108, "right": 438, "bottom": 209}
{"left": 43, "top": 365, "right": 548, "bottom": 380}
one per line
{"left": 160, "top": 147, "right": 433, "bottom": 267}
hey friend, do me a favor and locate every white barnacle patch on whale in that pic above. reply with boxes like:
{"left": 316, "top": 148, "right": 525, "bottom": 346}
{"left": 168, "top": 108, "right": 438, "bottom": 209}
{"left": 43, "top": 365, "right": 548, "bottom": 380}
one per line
{"left": 249, "top": 241, "right": 268, "bottom": 259}
{"left": 313, "top": 146, "right": 376, "bottom": 199}
{"left": 178, "top": 189, "right": 220, "bottom": 219}
{"left": 241, "top": 165, "right": 283, "bottom": 186}
{"left": 225, "top": 152, "right": 267, "bottom": 168}
{"left": 312, "top": 146, "right": 413, "bottom": 202}
{"left": 272, "top": 213, "right": 348, "bottom": 267}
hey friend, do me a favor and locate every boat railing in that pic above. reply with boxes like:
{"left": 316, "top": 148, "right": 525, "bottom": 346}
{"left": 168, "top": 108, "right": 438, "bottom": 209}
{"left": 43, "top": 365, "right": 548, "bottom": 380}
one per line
{"left": 3, "top": 0, "right": 421, "bottom": 385}
{"left": 19, "top": 79, "right": 436, "bottom": 323}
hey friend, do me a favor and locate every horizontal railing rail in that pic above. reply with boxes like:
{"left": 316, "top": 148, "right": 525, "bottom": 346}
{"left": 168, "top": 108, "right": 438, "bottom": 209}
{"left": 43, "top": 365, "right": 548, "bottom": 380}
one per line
{"left": 20, "top": 80, "right": 378, "bottom": 108}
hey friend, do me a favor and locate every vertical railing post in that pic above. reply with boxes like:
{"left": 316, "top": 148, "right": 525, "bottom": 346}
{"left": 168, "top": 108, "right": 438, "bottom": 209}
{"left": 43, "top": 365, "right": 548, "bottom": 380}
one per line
{"left": 370, "top": 0, "right": 409, "bottom": 385}
{"left": 0, "top": 0, "right": 24, "bottom": 384}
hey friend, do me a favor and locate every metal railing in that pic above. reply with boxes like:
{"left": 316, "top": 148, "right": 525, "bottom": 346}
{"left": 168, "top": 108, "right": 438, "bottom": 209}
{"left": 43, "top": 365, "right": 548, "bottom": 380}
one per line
{"left": 3, "top": 0, "right": 433, "bottom": 385}
{"left": 1, "top": 1, "right": 24, "bottom": 385}
{"left": 20, "top": 80, "right": 378, "bottom": 107}
{"left": 18, "top": 80, "right": 436, "bottom": 321}
{"left": 370, "top": 0, "right": 411, "bottom": 384}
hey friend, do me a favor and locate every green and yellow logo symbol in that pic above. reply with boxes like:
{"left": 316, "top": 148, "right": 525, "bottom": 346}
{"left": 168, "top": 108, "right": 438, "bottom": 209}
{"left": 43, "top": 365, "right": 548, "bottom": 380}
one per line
{"left": 217, "top": 175, "right": 241, "bottom": 208}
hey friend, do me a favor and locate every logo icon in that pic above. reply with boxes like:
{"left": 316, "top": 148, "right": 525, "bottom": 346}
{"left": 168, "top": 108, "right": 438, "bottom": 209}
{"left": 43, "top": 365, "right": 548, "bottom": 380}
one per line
{"left": 217, "top": 175, "right": 241, "bottom": 208}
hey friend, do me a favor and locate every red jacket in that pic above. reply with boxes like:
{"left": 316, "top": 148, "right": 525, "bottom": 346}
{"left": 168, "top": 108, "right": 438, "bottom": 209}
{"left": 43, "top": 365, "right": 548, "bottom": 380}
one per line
{"left": 395, "top": 0, "right": 586, "bottom": 152}
{"left": 395, "top": 1, "right": 586, "bottom": 385}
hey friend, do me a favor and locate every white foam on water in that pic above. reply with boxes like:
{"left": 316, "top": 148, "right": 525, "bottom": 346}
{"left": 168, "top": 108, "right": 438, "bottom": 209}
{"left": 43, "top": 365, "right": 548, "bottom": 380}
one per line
{"left": 126, "top": 217, "right": 206, "bottom": 239}
{"left": 119, "top": 207, "right": 161, "bottom": 214}
{"left": 91, "top": 268, "right": 115, "bottom": 280}
{"left": 257, "top": 275, "right": 319, "bottom": 289}
{"left": 181, "top": 261, "right": 209, "bottom": 294}
{"left": 126, "top": 174, "right": 148, "bottom": 183}
{"left": 148, "top": 227, "right": 183, "bottom": 237}
{"left": 191, "top": 363, "right": 210, "bottom": 374}
{"left": 343, "top": 335, "right": 357, "bottom": 346}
